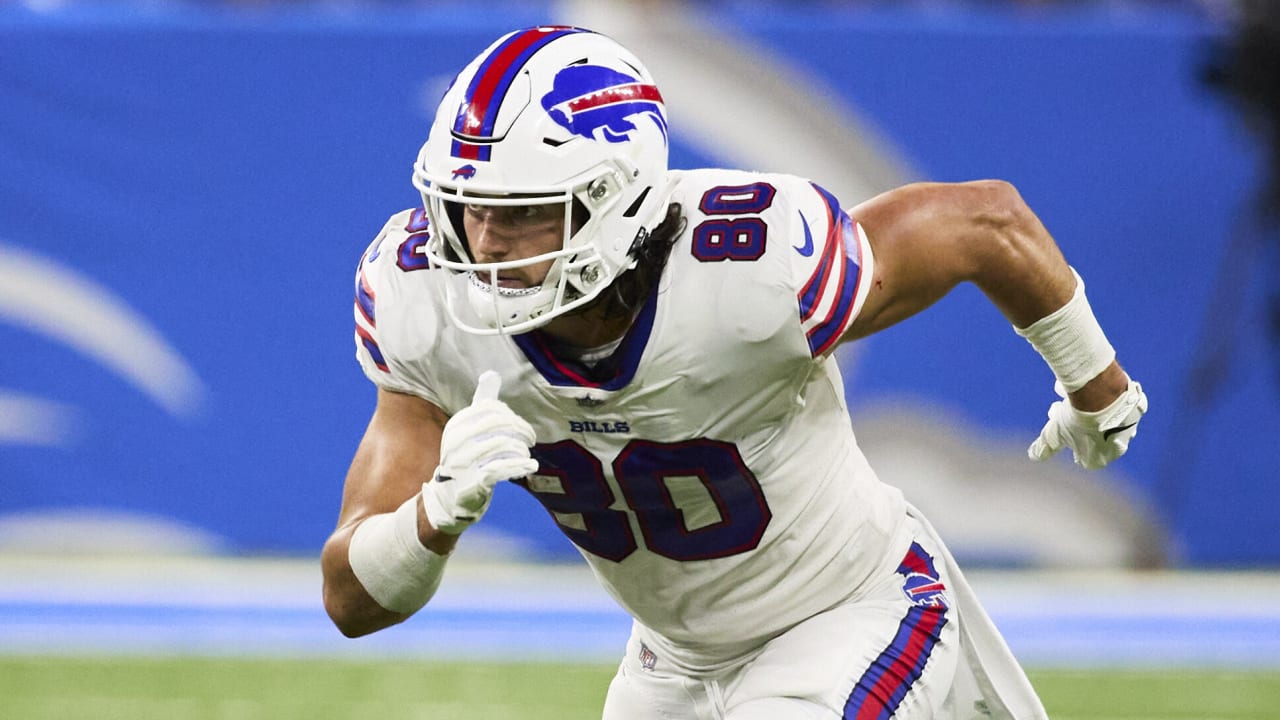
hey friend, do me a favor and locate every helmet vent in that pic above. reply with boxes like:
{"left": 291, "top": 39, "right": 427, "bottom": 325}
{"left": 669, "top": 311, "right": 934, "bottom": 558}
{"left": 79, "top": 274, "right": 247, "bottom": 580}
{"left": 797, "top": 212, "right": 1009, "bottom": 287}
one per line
{"left": 622, "top": 187, "right": 651, "bottom": 218}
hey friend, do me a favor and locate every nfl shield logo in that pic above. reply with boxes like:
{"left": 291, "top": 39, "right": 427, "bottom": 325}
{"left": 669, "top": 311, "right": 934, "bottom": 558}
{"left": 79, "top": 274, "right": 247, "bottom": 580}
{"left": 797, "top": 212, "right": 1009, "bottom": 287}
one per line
{"left": 639, "top": 642, "right": 657, "bottom": 671}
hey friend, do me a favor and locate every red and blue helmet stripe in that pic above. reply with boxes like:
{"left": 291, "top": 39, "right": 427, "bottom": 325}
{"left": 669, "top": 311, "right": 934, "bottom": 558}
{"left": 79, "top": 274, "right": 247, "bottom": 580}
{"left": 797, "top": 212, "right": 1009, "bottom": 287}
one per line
{"left": 451, "top": 25, "right": 589, "bottom": 161}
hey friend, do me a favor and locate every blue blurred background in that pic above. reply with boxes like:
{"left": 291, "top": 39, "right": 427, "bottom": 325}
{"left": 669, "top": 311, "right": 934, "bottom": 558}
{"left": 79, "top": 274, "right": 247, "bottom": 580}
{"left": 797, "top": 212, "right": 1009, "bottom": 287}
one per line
{"left": 1, "top": 0, "right": 1276, "bottom": 568}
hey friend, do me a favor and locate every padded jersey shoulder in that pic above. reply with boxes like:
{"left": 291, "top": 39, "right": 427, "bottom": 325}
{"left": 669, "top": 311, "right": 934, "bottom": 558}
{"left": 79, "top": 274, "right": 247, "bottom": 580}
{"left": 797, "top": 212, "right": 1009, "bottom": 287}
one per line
{"left": 352, "top": 208, "right": 451, "bottom": 401}
{"left": 664, "top": 169, "right": 875, "bottom": 358}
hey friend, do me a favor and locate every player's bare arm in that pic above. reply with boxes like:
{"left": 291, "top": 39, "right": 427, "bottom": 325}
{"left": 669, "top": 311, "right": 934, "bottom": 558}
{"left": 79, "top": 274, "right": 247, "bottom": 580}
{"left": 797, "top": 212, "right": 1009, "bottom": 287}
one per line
{"left": 321, "top": 387, "right": 453, "bottom": 637}
{"left": 324, "top": 373, "right": 537, "bottom": 637}
{"left": 846, "top": 179, "right": 1147, "bottom": 469}
{"left": 846, "top": 180, "right": 1127, "bottom": 409}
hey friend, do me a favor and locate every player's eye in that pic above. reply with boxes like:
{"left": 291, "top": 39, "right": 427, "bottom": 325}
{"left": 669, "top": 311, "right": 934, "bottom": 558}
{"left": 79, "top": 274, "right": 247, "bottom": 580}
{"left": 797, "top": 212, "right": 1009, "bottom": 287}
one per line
{"left": 513, "top": 204, "right": 561, "bottom": 224}
{"left": 465, "top": 203, "right": 560, "bottom": 225}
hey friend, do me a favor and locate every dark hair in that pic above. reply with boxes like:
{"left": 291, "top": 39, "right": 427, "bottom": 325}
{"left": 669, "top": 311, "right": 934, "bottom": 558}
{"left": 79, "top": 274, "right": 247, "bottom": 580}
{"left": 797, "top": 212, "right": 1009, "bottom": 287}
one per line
{"left": 587, "top": 202, "right": 685, "bottom": 320}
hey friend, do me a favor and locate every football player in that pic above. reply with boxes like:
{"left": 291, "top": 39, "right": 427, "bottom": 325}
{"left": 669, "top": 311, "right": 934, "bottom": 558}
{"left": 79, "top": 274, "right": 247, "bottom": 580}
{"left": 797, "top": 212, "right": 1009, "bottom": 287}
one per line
{"left": 321, "top": 26, "right": 1147, "bottom": 720}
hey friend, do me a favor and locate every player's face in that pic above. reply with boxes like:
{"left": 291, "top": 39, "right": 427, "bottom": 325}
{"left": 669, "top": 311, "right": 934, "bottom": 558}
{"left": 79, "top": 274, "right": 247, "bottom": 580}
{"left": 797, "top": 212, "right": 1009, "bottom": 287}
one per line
{"left": 462, "top": 202, "right": 566, "bottom": 289}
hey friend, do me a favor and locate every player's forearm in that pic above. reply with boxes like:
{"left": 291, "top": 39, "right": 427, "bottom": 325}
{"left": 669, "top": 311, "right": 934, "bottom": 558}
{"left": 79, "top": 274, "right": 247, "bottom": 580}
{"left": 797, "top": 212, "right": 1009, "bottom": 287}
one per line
{"left": 964, "top": 184, "right": 1130, "bottom": 408}
{"left": 1065, "top": 361, "right": 1129, "bottom": 412}
{"left": 959, "top": 182, "right": 1076, "bottom": 329}
{"left": 322, "top": 495, "right": 462, "bottom": 638}
{"left": 321, "top": 526, "right": 411, "bottom": 637}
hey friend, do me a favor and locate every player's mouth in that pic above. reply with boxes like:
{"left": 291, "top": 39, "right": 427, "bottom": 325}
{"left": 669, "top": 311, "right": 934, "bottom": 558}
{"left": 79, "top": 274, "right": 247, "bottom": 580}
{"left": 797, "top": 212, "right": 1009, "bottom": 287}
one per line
{"left": 471, "top": 270, "right": 538, "bottom": 296}
{"left": 494, "top": 273, "right": 526, "bottom": 289}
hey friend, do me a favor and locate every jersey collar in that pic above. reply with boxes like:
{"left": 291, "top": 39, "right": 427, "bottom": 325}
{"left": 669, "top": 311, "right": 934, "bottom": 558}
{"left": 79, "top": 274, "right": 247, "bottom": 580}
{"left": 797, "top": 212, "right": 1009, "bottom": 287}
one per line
{"left": 512, "top": 285, "right": 658, "bottom": 389}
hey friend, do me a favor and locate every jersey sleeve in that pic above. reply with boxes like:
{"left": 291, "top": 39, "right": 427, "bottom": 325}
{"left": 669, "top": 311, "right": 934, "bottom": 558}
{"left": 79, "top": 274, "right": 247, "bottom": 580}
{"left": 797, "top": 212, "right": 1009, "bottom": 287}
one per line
{"left": 785, "top": 180, "right": 877, "bottom": 358}
{"left": 352, "top": 208, "right": 444, "bottom": 403}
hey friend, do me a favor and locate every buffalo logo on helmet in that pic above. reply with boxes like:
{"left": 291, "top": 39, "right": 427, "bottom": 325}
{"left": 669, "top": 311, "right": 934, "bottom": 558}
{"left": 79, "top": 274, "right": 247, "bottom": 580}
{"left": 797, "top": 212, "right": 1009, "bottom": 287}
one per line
{"left": 541, "top": 65, "right": 668, "bottom": 145}
{"left": 451, "top": 164, "right": 477, "bottom": 181}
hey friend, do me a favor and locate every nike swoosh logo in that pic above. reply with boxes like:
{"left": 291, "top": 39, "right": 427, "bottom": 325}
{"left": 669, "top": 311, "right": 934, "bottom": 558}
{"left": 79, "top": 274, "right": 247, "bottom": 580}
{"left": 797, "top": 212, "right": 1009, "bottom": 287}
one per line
{"left": 794, "top": 212, "right": 815, "bottom": 257}
{"left": 1102, "top": 421, "right": 1137, "bottom": 440}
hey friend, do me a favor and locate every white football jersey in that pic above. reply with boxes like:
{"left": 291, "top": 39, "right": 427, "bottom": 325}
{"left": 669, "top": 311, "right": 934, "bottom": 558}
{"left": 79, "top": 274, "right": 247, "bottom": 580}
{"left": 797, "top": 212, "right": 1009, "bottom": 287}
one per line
{"left": 354, "top": 169, "right": 909, "bottom": 671}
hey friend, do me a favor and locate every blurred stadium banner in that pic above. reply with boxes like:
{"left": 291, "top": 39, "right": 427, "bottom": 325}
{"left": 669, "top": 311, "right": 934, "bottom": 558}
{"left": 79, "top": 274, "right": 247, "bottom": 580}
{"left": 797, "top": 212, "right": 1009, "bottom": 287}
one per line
{"left": 1, "top": 1, "right": 1276, "bottom": 567}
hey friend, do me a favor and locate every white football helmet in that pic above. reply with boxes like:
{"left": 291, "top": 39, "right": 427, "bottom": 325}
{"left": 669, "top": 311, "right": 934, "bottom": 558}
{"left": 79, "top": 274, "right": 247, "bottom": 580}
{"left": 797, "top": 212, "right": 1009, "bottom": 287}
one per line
{"left": 413, "top": 26, "right": 671, "bottom": 335}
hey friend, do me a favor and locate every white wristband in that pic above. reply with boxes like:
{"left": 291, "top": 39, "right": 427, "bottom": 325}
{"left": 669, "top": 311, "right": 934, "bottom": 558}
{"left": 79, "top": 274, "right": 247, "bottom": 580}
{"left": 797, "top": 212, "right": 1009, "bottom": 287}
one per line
{"left": 1014, "top": 268, "right": 1116, "bottom": 393}
{"left": 348, "top": 494, "right": 448, "bottom": 614}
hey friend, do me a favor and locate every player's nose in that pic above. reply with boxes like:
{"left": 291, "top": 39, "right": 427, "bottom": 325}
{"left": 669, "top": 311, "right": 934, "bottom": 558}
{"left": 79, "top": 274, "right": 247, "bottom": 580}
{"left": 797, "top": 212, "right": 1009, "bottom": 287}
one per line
{"left": 469, "top": 216, "right": 517, "bottom": 260}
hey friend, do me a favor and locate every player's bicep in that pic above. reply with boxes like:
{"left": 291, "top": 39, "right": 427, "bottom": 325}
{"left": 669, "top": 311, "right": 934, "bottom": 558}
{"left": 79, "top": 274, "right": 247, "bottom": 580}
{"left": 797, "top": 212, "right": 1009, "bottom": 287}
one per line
{"left": 335, "top": 388, "right": 448, "bottom": 530}
{"left": 842, "top": 183, "right": 985, "bottom": 341}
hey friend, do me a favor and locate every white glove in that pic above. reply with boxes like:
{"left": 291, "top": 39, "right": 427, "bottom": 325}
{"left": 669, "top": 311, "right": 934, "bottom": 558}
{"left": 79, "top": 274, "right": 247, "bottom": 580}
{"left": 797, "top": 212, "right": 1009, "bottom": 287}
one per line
{"left": 421, "top": 371, "right": 538, "bottom": 534}
{"left": 1029, "top": 378, "right": 1148, "bottom": 470}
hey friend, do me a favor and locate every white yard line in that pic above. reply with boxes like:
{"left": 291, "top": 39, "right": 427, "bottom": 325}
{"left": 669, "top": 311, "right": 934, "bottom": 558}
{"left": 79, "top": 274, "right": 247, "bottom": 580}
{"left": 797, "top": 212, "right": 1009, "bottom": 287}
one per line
{"left": 2, "top": 554, "right": 1279, "bottom": 667}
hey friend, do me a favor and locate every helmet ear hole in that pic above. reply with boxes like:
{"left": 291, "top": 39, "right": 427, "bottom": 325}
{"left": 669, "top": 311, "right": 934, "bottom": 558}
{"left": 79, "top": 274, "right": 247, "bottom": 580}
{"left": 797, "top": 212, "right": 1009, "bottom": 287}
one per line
{"left": 622, "top": 187, "right": 652, "bottom": 219}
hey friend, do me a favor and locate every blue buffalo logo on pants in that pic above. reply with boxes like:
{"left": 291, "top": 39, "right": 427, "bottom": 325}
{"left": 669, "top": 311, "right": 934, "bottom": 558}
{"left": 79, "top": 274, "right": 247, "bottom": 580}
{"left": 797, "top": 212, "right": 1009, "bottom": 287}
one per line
{"left": 898, "top": 542, "right": 949, "bottom": 609}
{"left": 541, "top": 65, "right": 668, "bottom": 145}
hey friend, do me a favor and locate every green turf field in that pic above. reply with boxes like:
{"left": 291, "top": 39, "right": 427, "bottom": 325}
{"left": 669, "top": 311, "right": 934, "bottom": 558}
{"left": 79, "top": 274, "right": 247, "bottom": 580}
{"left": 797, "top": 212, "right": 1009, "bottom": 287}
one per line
{"left": 1, "top": 656, "right": 1277, "bottom": 719}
